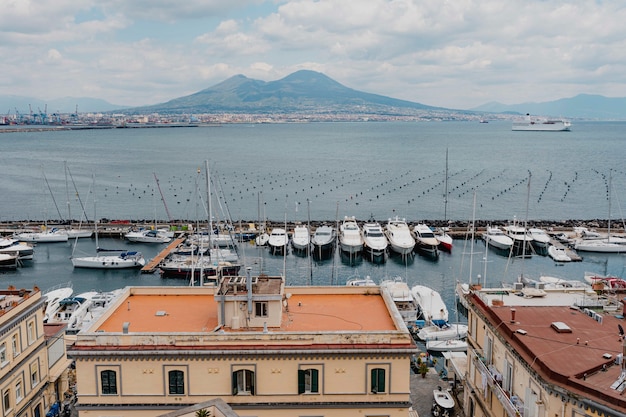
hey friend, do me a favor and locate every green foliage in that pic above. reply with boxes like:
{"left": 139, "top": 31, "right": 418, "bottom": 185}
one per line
{"left": 195, "top": 409, "right": 211, "bottom": 417}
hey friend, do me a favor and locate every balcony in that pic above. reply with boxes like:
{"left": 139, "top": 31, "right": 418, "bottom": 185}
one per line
{"left": 470, "top": 348, "right": 523, "bottom": 417}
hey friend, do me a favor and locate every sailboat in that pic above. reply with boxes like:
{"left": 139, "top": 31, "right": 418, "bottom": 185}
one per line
{"left": 574, "top": 171, "right": 626, "bottom": 253}
{"left": 63, "top": 162, "right": 94, "bottom": 238}
{"left": 71, "top": 176, "right": 146, "bottom": 269}
{"left": 435, "top": 148, "right": 453, "bottom": 252}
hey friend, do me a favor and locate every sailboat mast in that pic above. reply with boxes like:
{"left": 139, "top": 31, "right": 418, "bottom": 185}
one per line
{"left": 444, "top": 148, "right": 449, "bottom": 221}
{"left": 65, "top": 161, "right": 71, "bottom": 221}
{"left": 468, "top": 190, "right": 476, "bottom": 285}
{"left": 205, "top": 161, "right": 212, "bottom": 250}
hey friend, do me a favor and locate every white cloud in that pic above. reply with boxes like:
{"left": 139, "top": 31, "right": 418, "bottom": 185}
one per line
{"left": 1, "top": 0, "right": 626, "bottom": 109}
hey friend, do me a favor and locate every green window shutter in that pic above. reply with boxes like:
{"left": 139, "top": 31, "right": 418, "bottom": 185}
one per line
{"left": 232, "top": 371, "right": 238, "bottom": 395}
{"left": 377, "top": 368, "right": 386, "bottom": 393}
{"left": 311, "top": 369, "right": 319, "bottom": 393}
{"left": 250, "top": 371, "right": 255, "bottom": 395}
{"left": 298, "top": 370, "right": 305, "bottom": 394}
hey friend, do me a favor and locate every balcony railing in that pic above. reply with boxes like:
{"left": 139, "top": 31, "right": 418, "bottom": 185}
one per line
{"left": 470, "top": 348, "right": 523, "bottom": 417}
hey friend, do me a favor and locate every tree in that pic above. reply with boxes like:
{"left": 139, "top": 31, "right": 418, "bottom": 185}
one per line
{"left": 195, "top": 409, "right": 211, "bottom": 417}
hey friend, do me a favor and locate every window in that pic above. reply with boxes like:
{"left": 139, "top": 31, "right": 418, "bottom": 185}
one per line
{"left": 370, "top": 368, "right": 386, "bottom": 394}
{"left": 232, "top": 369, "right": 255, "bottom": 395}
{"left": 27, "top": 321, "right": 36, "bottom": 345}
{"left": 31, "top": 362, "right": 39, "bottom": 388}
{"left": 298, "top": 369, "right": 319, "bottom": 394}
{"left": 503, "top": 359, "right": 513, "bottom": 393}
{"left": 15, "top": 381, "right": 22, "bottom": 403}
{"left": 168, "top": 370, "right": 185, "bottom": 395}
{"left": 3, "top": 389, "right": 10, "bottom": 412}
{"left": 0, "top": 343, "right": 6, "bottom": 365}
{"left": 255, "top": 301, "right": 268, "bottom": 318}
{"left": 11, "top": 334, "right": 19, "bottom": 358}
{"left": 100, "top": 370, "right": 117, "bottom": 395}
{"left": 33, "top": 403, "right": 42, "bottom": 417}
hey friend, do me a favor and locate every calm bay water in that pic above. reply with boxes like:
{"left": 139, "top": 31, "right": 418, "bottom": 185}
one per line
{"left": 1, "top": 121, "right": 625, "bottom": 310}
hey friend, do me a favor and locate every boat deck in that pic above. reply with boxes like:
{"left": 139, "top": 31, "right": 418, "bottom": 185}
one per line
{"left": 140, "top": 236, "right": 186, "bottom": 273}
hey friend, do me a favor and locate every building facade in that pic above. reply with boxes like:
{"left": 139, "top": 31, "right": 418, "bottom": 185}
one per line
{"left": 68, "top": 276, "right": 417, "bottom": 416}
{"left": 462, "top": 284, "right": 626, "bottom": 417}
{"left": 0, "top": 286, "right": 72, "bottom": 417}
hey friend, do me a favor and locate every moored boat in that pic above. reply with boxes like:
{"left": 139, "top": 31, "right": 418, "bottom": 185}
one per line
{"left": 432, "top": 387, "right": 456, "bottom": 417}
{"left": 412, "top": 223, "right": 439, "bottom": 256}
{"left": 267, "top": 228, "right": 289, "bottom": 255}
{"left": 547, "top": 245, "right": 572, "bottom": 262}
{"left": 291, "top": 224, "right": 311, "bottom": 253}
{"left": 14, "top": 227, "right": 69, "bottom": 243}
{"left": 339, "top": 216, "right": 364, "bottom": 254}
{"left": 361, "top": 221, "right": 388, "bottom": 258}
{"left": 380, "top": 277, "right": 418, "bottom": 328}
{"left": 426, "top": 338, "right": 467, "bottom": 353}
{"left": 482, "top": 225, "right": 513, "bottom": 251}
{"left": 311, "top": 225, "right": 336, "bottom": 258}
{"left": 384, "top": 216, "right": 415, "bottom": 256}
{"left": 125, "top": 228, "right": 172, "bottom": 243}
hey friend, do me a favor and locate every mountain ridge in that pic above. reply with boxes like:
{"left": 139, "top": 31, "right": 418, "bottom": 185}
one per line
{"left": 2, "top": 71, "right": 625, "bottom": 119}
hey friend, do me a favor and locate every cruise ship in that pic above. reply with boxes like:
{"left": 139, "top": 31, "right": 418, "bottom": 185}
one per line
{"left": 512, "top": 114, "right": 571, "bottom": 131}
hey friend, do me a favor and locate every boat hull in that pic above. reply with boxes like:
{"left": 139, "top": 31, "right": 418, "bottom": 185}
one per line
{"left": 71, "top": 254, "right": 145, "bottom": 269}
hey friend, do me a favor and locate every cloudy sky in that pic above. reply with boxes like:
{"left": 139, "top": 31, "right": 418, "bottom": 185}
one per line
{"left": 2, "top": 0, "right": 625, "bottom": 109}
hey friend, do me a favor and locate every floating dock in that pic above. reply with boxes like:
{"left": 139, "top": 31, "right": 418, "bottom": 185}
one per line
{"left": 141, "top": 237, "right": 186, "bottom": 273}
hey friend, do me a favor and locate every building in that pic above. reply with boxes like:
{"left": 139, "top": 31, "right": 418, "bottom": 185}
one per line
{"left": 461, "top": 282, "right": 626, "bottom": 417}
{"left": 0, "top": 285, "right": 73, "bottom": 417}
{"left": 68, "top": 274, "right": 418, "bottom": 416}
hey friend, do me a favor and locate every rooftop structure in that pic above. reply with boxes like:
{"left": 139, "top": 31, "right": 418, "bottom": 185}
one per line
{"left": 461, "top": 283, "right": 626, "bottom": 417}
{"left": 69, "top": 276, "right": 417, "bottom": 417}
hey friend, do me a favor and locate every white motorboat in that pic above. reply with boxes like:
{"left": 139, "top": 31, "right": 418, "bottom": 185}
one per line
{"left": 411, "top": 284, "right": 449, "bottom": 325}
{"left": 43, "top": 283, "right": 74, "bottom": 323}
{"left": 346, "top": 275, "right": 376, "bottom": 286}
{"left": 125, "top": 228, "right": 172, "bottom": 243}
{"left": 574, "top": 237, "right": 626, "bottom": 253}
{"left": 432, "top": 387, "right": 456, "bottom": 417}
{"left": 482, "top": 225, "right": 513, "bottom": 251}
{"left": 380, "top": 277, "right": 418, "bottom": 328}
{"left": 49, "top": 291, "right": 99, "bottom": 331}
{"left": 503, "top": 224, "right": 533, "bottom": 256}
{"left": 512, "top": 114, "right": 571, "bottom": 131}
{"left": 427, "top": 338, "right": 467, "bottom": 353}
{"left": 0, "top": 253, "right": 18, "bottom": 268}
{"left": 529, "top": 228, "right": 551, "bottom": 249}
{"left": 547, "top": 245, "right": 572, "bottom": 262}
{"left": 311, "top": 225, "right": 336, "bottom": 257}
{"left": 384, "top": 217, "right": 415, "bottom": 256}
{"left": 417, "top": 322, "right": 469, "bottom": 342}
{"left": 267, "top": 228, "right": 289, "bottom": 255}
{"left": 14, "top": 227, "right": 69, "bottom": 243}
{"left": 362, "top": 221, "right": 388, "bottom": 257}
{"left": 339, "top": 216, "right": 364, "bottom": 254}
{"left": 0, "top": 239, "right": 34, "bottom": 260}
{"left": 291, "top": 225, "right": 310, "bottom": 252}
{"left": 412, "top": 223, "right": 439, "bottom": 256}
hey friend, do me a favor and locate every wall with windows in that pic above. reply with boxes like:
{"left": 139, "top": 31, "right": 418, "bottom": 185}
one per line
{"left": 0, "top": 288, "right": 49, "bottom": 417}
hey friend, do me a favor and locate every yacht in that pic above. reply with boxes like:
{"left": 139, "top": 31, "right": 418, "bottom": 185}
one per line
{"left": 125, "top": 228, "right": 172, "bottom": 243}
{"left": 361, "top": 221, "right": 388, "bottom": 258}
{"left": 339, "top": 216, "right": 364, "bottom": 254}
{"left": 311, "top": 225, "right": 336, "bottom": 257}
{"left": 512, "top": 114, "right": 571, "bottom": 131}
{"left": 384, "top": 217, "right": 415, "bottom": 256}
{"left": 481, "top": 225, "right": 513, "bottom": 251}
{"left": 291, "top": 225, "right": 310, "bottom": 253}
{"left": 503, "top": 224, "right": 534, "bottom": 257}
{"left": 267, "top": 228, "right": 289, "bottom": 255}
{"left": 412, "top": 223, "right": 439, "bottom": 256}
{"left": 14, "top": 227, "right": 68, "bottom": 243}
{"left": 529, "top": 228, "right": 551, "bottom": 251}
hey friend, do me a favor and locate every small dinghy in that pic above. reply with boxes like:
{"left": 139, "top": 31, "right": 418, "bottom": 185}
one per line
{"left": 432, "top": 386, "right": 455, "bottom": 417}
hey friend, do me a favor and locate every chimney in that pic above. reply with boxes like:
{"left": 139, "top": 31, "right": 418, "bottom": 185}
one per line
{"left": 510, "top": 308, "right": 517, "bottom": 323}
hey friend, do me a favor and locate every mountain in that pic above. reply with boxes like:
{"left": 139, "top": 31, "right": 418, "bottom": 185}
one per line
{"left": 472, "top": 94, "right": 626, "bottom": 120}
{"left": 0, "top": 95, "right": 125, "bottom": 115}
{"left": 127, "top": 70, "right": 447, "bottom": 115}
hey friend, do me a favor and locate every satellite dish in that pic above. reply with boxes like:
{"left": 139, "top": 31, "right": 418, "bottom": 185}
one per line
{"left": 618, "top": 324, "right": 624, "bottom": 336}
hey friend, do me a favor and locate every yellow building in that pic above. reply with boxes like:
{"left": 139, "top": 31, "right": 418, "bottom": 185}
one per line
{"left": 68, "top": 275, "right": 417, "bottom": 416}
{"left": 0, "top": 286, "right": 72, "bottom": 417}
{"left": 462, "top": 284, "right": 626, "bottom": 417}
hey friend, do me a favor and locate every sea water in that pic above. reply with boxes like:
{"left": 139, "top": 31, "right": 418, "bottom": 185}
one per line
{"left": 1, "top": 121, "right": 625, "bottom": 309}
